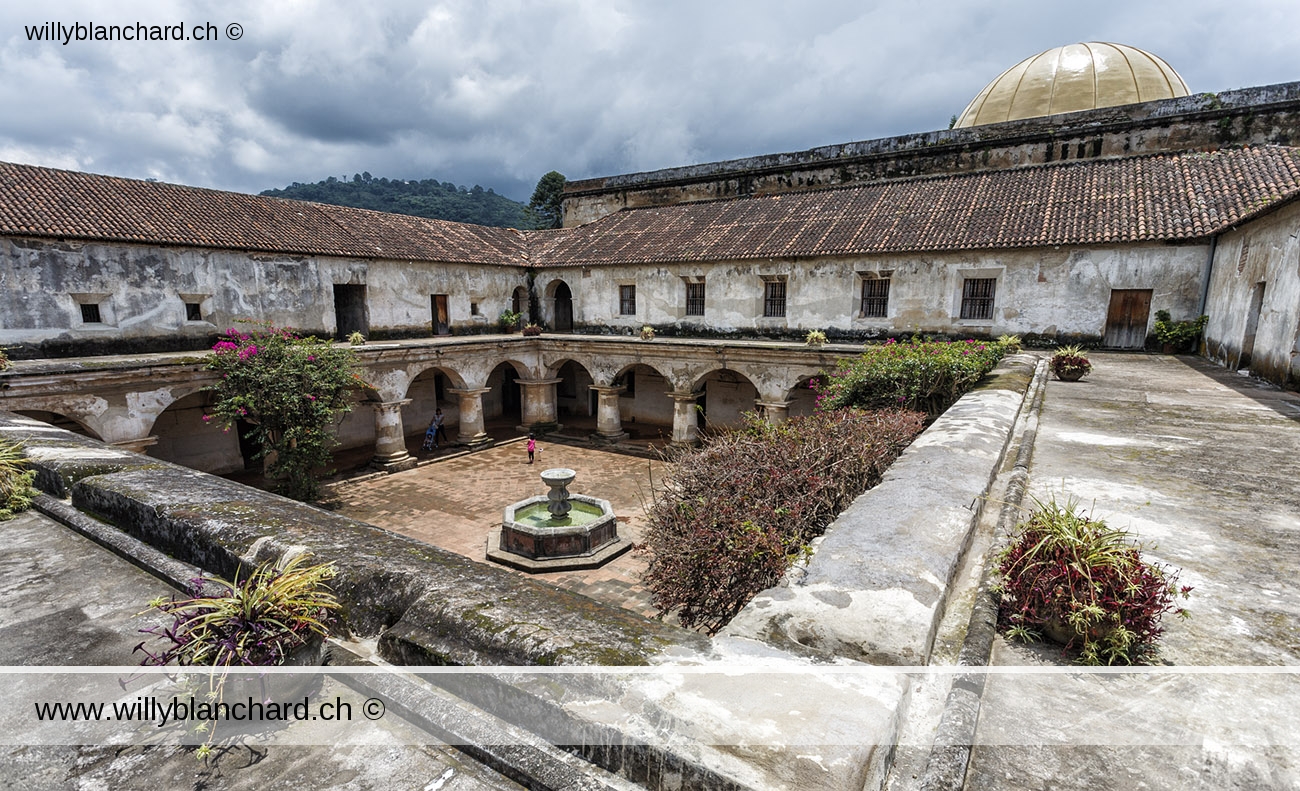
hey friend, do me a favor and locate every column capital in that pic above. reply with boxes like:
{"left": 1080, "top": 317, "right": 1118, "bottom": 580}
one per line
{"left": 447, "top": 387, "right": 493, "bottom": 398}
{"left": 518, "top": 377, "right": 564, "bottom": 387}
{"left": 110, "top": 436, "right": 159, "bottom": 454}
{"left": 754, "top": 400, "right": 793, "bottom": 410}
{"left": 668, "top": 390, "right": 704, "bottom": 402}
{"left": 369, "top": 398, "right": 412, "bottom": 412}
{"left": 589, "top": 384, "right": 627, "bottom": 396}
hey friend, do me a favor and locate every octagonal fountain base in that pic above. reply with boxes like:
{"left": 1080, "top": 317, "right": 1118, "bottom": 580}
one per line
{"left": 486, "top": 468, "right": 631, "bottom": 573}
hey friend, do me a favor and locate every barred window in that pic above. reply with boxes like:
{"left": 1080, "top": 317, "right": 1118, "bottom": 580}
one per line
{"left": 960, "top": 278, "right": 996, "bottom": 321}
{"left": 860, "top": 278, "right": 890, "bottom": 318}
{"left": 763, "top": 280, "right": 786, "bottom": 318}
{"left": 685, "top": 281, "right": 705, "bottom": 316}
{"left": 80, "top": 303, "right": 102, "bottom": 324}
{"left": 619, "top": 285, "right": 636, "bottom": 315}
{"left": 185, "top": 302, "right": 203, "bottom": 321}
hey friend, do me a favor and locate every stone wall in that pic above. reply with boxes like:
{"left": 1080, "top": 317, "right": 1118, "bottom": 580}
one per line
{"left": 532, "top": 242, "right": 1208, "bottom": 345}
{"left": 1203, "top": 200, "right": 1300, "bottom": 388}
{"left": 561, "top": 81, "right": 1300, "bottom": 226}
{"left": 0, "top": 235, "right": 529, "bottom": 359}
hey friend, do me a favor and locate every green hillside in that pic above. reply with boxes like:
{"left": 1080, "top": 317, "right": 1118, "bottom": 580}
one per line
{"left": 260, "top": 172, "right": 528, "bottom": 228}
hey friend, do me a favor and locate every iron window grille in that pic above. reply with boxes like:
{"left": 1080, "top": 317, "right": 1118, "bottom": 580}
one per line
{"left": 763, "top": 280, "right": 787, "bottom": 318}
{"left": 960, "top": 278, "right": 997, "bottom": 320}
{"left": 685, "top": 282, "right": 705, "bottom": 316}
{"left": 619, "top": 285, "right": 636, "bottom": 315}
{"left": 80, "top": 303, "right": 102, "bottom": 324}
{"left": 860, "top": 278, "right": 890, "bottom": 318}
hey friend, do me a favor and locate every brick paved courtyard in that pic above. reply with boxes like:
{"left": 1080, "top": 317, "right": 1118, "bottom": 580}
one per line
{"left": 333, "top": 437, "right": 669, "bottom": 618}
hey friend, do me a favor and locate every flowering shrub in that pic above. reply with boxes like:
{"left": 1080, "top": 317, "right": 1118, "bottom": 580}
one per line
{"left": 995, "top": 498, "right": 1191, "bottom": 665}
{"left": 205, "top": 322, "right": 364, "bottom": 501}
{"left": 640, "top": 409, "right": 924, "bottom": 633}
{"left": 1049, "top": 344, "right": 1092, "bottom": 381}
{"left": 812, "top": 337, "right": 1010, "bottom": 417}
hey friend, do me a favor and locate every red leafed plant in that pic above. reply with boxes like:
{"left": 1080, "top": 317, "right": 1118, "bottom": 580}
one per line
{"left": 640, "top": 409, "right": 924, "bottom": 634}
{"left": 995, "top": 497, "right": 1191, "bottom": 665}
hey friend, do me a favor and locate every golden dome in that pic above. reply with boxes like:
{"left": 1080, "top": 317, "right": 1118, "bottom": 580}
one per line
{"left": 955, "top": 42, "right": 1190, "bottom": 128}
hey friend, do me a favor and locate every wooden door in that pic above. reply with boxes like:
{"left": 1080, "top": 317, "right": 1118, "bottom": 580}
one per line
{"left": 432, "top": 294, "right": 450, "bottom": 335}
{"left": 1103, "top": 289, "right": 1152, "bottom": 349}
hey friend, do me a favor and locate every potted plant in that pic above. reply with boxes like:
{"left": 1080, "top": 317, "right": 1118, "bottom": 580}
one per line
{"left": 498, "top": 309, "right": 522, "bottom": 332}
{"left": 640, "top": 325, "right": 657, "bottom": 341}
{"left": 804, "top": 329, "right": 828, "bottom": 347}
{"left": 995, "top": 497, "right": 1191, "bottom": 665}
{"left": 1049, "top": 344, "right": 1092, "bottom": 381}
{"left": 522, "top": 323, "right": 543, "bottom": 337}
{"left": 1152, "top": 310, "right": 1208, "bottom": 354}
{"left": 347, "top": 330, "right": 366, "bottom": 346}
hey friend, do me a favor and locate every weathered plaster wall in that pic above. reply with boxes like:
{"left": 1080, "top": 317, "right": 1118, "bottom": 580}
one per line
{"left": 562, "top": 82, "right": 1300, "bottom": 226}
{"left": 1203, "top": 200, "right": 1300, "bottom": 388}
{"left": 0, "top": 236, "right": 528, "bottom": 359}
{"left": 534, "top": 243, "right": 1206, "bottom": 343}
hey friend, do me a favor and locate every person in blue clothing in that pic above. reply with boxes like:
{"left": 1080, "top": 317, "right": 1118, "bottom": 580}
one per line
{"left": 423, "top": 408, "right": 447, "bottom": 451}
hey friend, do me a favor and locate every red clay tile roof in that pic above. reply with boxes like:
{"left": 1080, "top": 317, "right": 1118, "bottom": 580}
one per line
{"left": 3, "top": 147, "right": 1300, "bottom": 268}
{"left": 0, "top": 161, "right": 527, "bottom": 265}
{"left": 533, "top": 146, "right": 1300, "bottom": 265}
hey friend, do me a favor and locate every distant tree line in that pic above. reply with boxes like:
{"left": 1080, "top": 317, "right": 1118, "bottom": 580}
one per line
{"left": 260, "top": 172, "right": 529, "bottom": 229}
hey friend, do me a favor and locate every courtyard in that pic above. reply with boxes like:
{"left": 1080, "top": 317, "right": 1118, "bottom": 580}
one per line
{"left": 332, "top": 436, "right": 668, "bottom": 619}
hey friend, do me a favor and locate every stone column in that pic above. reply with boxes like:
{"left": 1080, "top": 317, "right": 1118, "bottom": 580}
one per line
{"left": 447, "top": 387, "right": 494, "bottom": 450}
{"left": 589, "top": 384, "right": 628, "bottom": 440}
{"left": 518, "top": 377, "right": 563, "bottom": 432}
{"left": 109, "top": 436, "right": 159, "bottom": 454}
{"left": 755, "top": 400, "right": 792, "bottom": 424}
{"left": 370, "top": 399, "right": 417, "bottom": 471}
{"left": 669, "top": 390, "right": 704, "bottom": 445}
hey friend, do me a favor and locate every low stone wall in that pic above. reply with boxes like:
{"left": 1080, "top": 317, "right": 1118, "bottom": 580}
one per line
{"left": 725, "top": 354, "right": 1037, "bottom": 665}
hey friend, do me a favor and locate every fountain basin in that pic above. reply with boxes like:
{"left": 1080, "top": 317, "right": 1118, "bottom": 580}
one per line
{"left": 487, "top": 469, "right": 630, "bottom": 573}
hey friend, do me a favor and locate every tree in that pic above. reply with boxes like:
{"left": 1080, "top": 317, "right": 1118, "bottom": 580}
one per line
{"left": 204, "top": 322, "right": 364, "bottom": 501}
{"left": 526, "top": 170, "right": 567, "bottom": 229}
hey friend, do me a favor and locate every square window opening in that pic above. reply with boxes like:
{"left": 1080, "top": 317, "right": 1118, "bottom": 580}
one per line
{"left": 960, "top": 278, "right": 997, "bottom": 321}
{"left": 860, "top": 278, "right": 890, "bottom": 318}
{"left": 185, "top": 302, "right": 203, "bottom": 321}
{"left": 80, "top": 303, "right": 102, "bottom": 324}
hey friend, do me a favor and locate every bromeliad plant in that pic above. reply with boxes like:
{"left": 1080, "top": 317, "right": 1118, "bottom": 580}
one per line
{"left": 136, "top": 554, "right": 340, "bottom": 667}
{"left": 205, "top": 322, "right": 364, "bottom": 501}
{"left": 0, "top": 438, "right": 36, "bottom": 520}
{"left": 1049, "top": 344, "right": 1092, "bottom": 381}
{"left": 994, "top": 497, "right": 1191, "bottom": 665}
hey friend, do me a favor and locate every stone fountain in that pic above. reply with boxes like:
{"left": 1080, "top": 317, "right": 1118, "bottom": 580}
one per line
{"left": 486, "top": 468, "right": 630, "bottom": 573}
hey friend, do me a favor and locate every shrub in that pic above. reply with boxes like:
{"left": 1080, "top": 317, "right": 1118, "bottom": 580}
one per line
{"left": 499, "top": 309, "right": 522, "bottom": 331}
{"left": 998, "top": 334, "right": 1022, "bottom": 354}
{"left": 995, "top": 498, "right": 1191, "bottom": 665}
{"left": 522, "top": 323, "right": 543, "bottom": 336}
{"left": 205, "top": 322, "right": 364, "bottom": 501}
{"left": 136, "top": 554, "right": 339, "bottom": 667}
{"left": 640, "top": 409, "right": 925, "bottom": 633}
{"left": 0, "top": 439, "right": 36, "bottom": 520}
{"left": 1152, "top": 310, "right": 1208, "bottom": 349}
{"left": 812, "top": 337, "right": 1009, "bottom": 417}
{"left": 1049, "top": 344, "right": 1092, "bottom": 381}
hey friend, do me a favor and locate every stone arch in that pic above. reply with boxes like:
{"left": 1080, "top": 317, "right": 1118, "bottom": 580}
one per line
{"left": 544, "top": 278, "right": 574, "bottom": 331}
{"left": 401, "top": 365, "right": 464, "bottom": 442}
{"left": 783, "top": 372, "right": 826, "bottom": 418}
{"left": 690, "top": 368, "right": 761, "bottom": 430}
{"left": 547, "top": 358, "right": 596, "bottom": 419}
{"left": 146, "top": 390, "right": 246, "bottom": 474}
{"left": 512, "top": 285, "right": 529, "bottom": 322}
{"left": 609, "top": 362, "right": 677, "bottom": 432}
{"left": 484, "top": 360, "right": 529, "bottom": 427}
{"left": 13, "top": 409, "right": 103, "bottom": 441}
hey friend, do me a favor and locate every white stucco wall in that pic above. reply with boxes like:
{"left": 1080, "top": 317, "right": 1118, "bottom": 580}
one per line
{"left": 531, "top": 242, "right": 1207, "bottom": 342}
{"left": 1203, "top": 200, "right": 1300, "bottom": 387}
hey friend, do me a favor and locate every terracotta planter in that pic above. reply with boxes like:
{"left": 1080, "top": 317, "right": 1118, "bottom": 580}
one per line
{"left": 1056, "top": 369, "right": 1085, "bottom": 382}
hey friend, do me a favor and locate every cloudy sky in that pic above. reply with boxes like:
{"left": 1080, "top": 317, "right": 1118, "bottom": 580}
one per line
{"left": 1, "top": 0, "right": 1295, "bottom": 202}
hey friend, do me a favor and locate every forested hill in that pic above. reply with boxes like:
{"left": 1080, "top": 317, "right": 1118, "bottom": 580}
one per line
{"left": 260, "top": 172, "right": 528, "bottom": 228}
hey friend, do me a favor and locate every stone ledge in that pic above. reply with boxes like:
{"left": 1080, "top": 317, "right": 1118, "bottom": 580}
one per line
{"left": 724, "top": 354, "right": 1039, "bottom": 665}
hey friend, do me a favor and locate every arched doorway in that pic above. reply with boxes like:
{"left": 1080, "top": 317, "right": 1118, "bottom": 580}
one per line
{"left": 612, "top": 363, "right": 674, "bottom": 437}
{"left": 554, "top": 281, "right": 573, "bottom": 332}
{"left": 787, "top": 375, "right": 823, "bottom": 419}
{"left": 693, "top": 369, "right": 760, "bottom": 431}
{"left": 512, "top": 286, "right": 528, "bottom": 322}
{"left": 402, "top": 367, "right": 460, "bottom": 448}
{"left": 552, "top": 360, "right": 595, "bottom": 420}
{"left": 14, "top": 410, "right": 101, "bottom": 440}
{"left": 147, "top": 391, "right": 246, "bottom": 474}
{"left": 485, "top": 361, "right": 527, "bottom": 433}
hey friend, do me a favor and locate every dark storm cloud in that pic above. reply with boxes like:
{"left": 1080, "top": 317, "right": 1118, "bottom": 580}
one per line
{"left": 0, "top": 0, "right": 1295, "bottom": 202}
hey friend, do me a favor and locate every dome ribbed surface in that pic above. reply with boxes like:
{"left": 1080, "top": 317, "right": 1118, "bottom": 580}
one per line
{"left": 955, "top": 43, "right": 1190, "bottom": 128}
